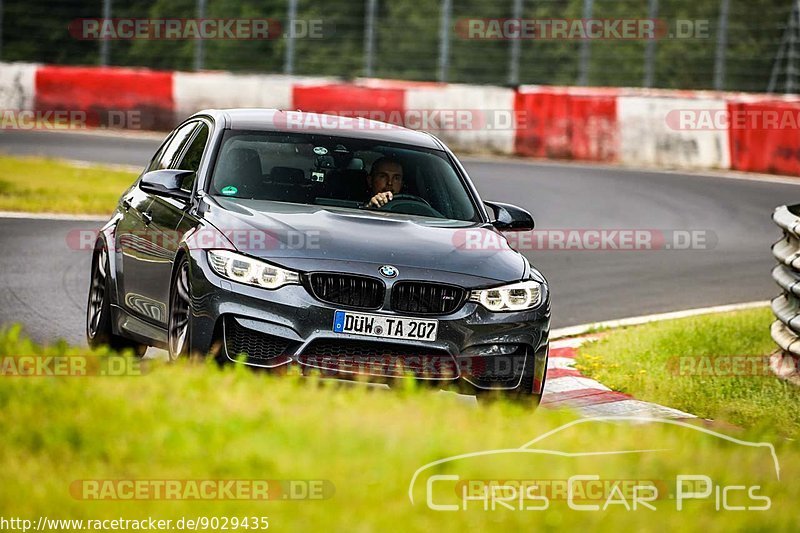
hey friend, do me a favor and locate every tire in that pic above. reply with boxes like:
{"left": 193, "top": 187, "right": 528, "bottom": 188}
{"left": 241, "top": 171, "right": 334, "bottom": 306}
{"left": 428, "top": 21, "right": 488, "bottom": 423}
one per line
{"left": 471, "top": 347, "right": 546, "bottom": 407}
{"left": 167, "top": 257, "right": 193, "bottom": 361}
{"left": 167, "top": 256, "right": 227, "bottom": 364}
{"left": 86, "top": 240, "right": 147, "bottom": 356}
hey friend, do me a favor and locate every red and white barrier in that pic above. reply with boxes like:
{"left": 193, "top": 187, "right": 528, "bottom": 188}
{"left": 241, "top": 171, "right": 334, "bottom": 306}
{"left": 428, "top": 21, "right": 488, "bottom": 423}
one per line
{"left": 292, "top": 83, "right": 406, "bottom": 124}
{"left": 618, "top": 95, "right": 731, "bottom": 170}
{"left": 0, "top": 62, "right": 37, "bottom": 112}
{"left": 515, "top": 86, "right": 618, "bottom": 162}
{"left": 728, "top": 97, "right": 800, "bottom": 175}
{"left": 5, "top": 60, "right": 800, "bottom": 179}
{"left": 173, "top": 72, "right": 333, "bottom": 121}
{"left": 34, "top": 64, "right": 174, "bottom": 130}
{"left": 405, "top": 84, "right": 516, "bottom": 155}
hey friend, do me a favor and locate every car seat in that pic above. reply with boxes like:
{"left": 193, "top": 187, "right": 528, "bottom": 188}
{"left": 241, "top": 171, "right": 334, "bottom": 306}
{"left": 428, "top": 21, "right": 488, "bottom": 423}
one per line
{"left": 215, "top": 147, "right": 263, "bottom": 197}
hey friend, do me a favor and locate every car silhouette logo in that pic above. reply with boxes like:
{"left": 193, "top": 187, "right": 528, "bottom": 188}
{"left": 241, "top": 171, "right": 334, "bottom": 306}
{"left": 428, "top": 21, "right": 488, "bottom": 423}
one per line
{"left": 379, "top": 265, "right": 398, "bottom": 278}
{"left": 408, "top": 415, "right": 782, "bottom": 506}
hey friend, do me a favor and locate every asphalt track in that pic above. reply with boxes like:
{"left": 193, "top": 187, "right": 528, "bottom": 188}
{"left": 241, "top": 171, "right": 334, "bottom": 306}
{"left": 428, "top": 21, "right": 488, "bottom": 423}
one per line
{"left": 0, "top": 130, "right": 795, "bottom": 347}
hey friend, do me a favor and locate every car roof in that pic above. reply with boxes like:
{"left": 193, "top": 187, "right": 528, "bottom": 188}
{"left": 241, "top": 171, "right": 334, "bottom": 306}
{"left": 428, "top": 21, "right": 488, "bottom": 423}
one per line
{"left": 196, "top": 109, "right": 443, "bottom": 150}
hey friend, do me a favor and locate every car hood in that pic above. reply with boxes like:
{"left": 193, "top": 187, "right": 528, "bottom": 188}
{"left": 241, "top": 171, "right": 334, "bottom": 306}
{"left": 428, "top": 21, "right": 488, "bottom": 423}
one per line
{"left": 201, "top": 197, "right": 528, "bottom": 285}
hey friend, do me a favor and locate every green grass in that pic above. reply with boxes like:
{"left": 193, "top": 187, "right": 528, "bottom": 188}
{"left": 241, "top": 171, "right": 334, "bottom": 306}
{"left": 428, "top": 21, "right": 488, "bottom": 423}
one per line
{"left": 576, "top": 307, "right": 800, "bottom": 438}
{"left": 1, "top": 323, "right": 800, "bottom": 530}
{"left": 0, "top": 155, "right": 137, "bottom": 214}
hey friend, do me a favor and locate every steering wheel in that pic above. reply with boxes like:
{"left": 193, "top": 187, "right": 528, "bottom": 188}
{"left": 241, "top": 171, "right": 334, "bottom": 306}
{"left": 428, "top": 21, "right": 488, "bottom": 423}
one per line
{"left": 381, "top": 193, "right": 443, "bottom": 218}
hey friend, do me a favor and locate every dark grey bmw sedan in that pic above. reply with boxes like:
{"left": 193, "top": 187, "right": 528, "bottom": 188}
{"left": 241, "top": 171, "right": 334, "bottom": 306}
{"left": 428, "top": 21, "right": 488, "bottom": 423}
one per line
{"left": 86, "top": 109, "right": 550, "bottom": 403}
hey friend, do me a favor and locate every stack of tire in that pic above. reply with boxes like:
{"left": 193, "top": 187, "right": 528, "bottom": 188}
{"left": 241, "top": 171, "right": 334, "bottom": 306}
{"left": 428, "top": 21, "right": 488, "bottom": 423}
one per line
{"left": 770, "top": 204, "right": 800, "bottom": 385}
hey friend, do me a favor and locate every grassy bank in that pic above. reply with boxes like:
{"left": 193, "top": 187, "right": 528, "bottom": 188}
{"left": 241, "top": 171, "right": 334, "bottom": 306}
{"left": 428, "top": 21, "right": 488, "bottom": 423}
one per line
{"left": 0, "top": 324, "right": 798, "bottom": 530}
{"left": 576, "top": 307, "right": 800, "bottom": 438}
{"left": 0, "top": 155, "right": 138, "bottom": 214}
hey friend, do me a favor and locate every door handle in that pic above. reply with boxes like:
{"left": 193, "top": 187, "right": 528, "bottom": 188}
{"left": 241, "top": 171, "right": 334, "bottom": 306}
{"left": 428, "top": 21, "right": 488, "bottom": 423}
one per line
{"left": 121, "top": 197, "right": 132, "bottom": 211}
{"left": 142, "top": 211, "right": 153, "bottom": 225}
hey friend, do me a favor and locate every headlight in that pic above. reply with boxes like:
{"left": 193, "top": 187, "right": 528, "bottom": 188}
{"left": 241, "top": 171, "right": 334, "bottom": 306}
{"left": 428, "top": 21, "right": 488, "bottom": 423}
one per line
{"left": 207, "top": 250, "right": 300, "bottom": 289}
{"left": 469, "top": 280, "right": 542, "bottom": 312}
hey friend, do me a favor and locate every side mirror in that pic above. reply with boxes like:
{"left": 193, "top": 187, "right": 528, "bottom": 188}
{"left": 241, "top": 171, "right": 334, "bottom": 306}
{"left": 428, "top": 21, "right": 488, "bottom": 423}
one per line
{"left": 485, "top": 201, "right": 534, "bottom": 231}
{"left": 140, "top": 169, "right": 194, "bottom": 202}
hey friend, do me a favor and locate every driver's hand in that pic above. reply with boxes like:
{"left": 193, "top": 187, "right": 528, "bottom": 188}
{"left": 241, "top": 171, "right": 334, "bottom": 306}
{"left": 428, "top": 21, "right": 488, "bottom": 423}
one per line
{"left": 368, "top": 191, "right": 393, "bottom": 208}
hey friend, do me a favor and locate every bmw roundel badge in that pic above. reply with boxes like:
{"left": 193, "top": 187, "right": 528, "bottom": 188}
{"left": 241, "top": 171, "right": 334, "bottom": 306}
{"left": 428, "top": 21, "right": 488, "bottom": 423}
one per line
{"left": 379, "top": 265, "right": 398, "bottom": 278}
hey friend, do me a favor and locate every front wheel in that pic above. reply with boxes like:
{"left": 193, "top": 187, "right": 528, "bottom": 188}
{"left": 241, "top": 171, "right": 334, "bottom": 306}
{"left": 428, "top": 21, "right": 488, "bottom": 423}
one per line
{"left": 467, "top": 348, "right": 546, "bottom": 407}
{"left": 167, "top": 258, "right": 192, "bottom": 361}
{"left": 86, "top": 241, "right": 147, "bottom": 356}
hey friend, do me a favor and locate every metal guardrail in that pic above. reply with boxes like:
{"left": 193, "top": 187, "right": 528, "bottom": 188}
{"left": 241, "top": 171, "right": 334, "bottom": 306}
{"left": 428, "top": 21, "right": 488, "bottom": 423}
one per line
{"left": 770, "top": 204, "right": 800, "bottom": 385}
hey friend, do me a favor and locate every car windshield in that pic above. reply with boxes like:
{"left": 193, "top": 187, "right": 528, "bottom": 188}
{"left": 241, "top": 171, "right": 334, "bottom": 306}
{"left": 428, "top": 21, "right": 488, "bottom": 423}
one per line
{"left": 208, "top": 130, "right": 479, "bottom": 222}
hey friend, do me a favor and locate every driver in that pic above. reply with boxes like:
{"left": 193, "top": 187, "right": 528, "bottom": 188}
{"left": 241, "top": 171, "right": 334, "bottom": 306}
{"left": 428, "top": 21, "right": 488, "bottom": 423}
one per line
{"left": 366, "top": 157, "right": 404, "bottom": 208}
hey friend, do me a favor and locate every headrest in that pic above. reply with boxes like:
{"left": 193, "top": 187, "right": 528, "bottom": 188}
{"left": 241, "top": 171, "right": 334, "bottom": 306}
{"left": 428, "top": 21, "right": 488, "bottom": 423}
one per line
{"left": 270, "top": 166, "right": 305, "bottom": 185}
{"left": 218, "top": 147, "right": 263, "bottom": 193}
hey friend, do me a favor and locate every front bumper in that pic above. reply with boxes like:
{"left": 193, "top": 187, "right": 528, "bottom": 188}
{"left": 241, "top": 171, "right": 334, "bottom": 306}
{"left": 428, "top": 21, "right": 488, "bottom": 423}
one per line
{"left": 186, "top": 250, "right": 551, "bottom": 392}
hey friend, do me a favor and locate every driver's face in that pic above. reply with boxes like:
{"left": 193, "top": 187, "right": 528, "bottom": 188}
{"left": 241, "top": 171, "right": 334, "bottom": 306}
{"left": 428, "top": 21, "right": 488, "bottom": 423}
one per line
{"left": 369, "top": 161, "right": 403, "bottom": 194}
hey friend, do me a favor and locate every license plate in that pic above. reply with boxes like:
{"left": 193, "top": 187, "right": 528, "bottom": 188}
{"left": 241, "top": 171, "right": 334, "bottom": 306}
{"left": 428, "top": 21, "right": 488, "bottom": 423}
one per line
{"left": 332, "top": 310, "right": 438, "bottom": 341}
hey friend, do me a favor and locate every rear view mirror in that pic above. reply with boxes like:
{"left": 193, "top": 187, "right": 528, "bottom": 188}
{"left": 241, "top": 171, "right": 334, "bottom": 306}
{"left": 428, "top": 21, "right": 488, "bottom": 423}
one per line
{"left": 485, "top": 201, "right": 534, "bottom": 232}
{"left": 140, "top": 169, "right": 194, "bottom": 201}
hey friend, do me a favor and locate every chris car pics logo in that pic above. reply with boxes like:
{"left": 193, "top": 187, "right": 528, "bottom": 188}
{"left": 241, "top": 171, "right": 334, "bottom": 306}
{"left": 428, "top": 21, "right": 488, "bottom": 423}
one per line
{"left": 409, "top": 416, "right": 778, "bottom": 512}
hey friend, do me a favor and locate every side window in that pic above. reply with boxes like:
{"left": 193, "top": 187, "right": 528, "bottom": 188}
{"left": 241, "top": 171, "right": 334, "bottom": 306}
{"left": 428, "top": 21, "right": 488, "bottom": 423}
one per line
{"left": 146, "top": 133, "right": 174, "bottom": 173}
{"left": 151, "top": 122, "right": 198, "bottom": 171}
{"left": 175, "top": 124, "right": 209, "bottom": 192}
